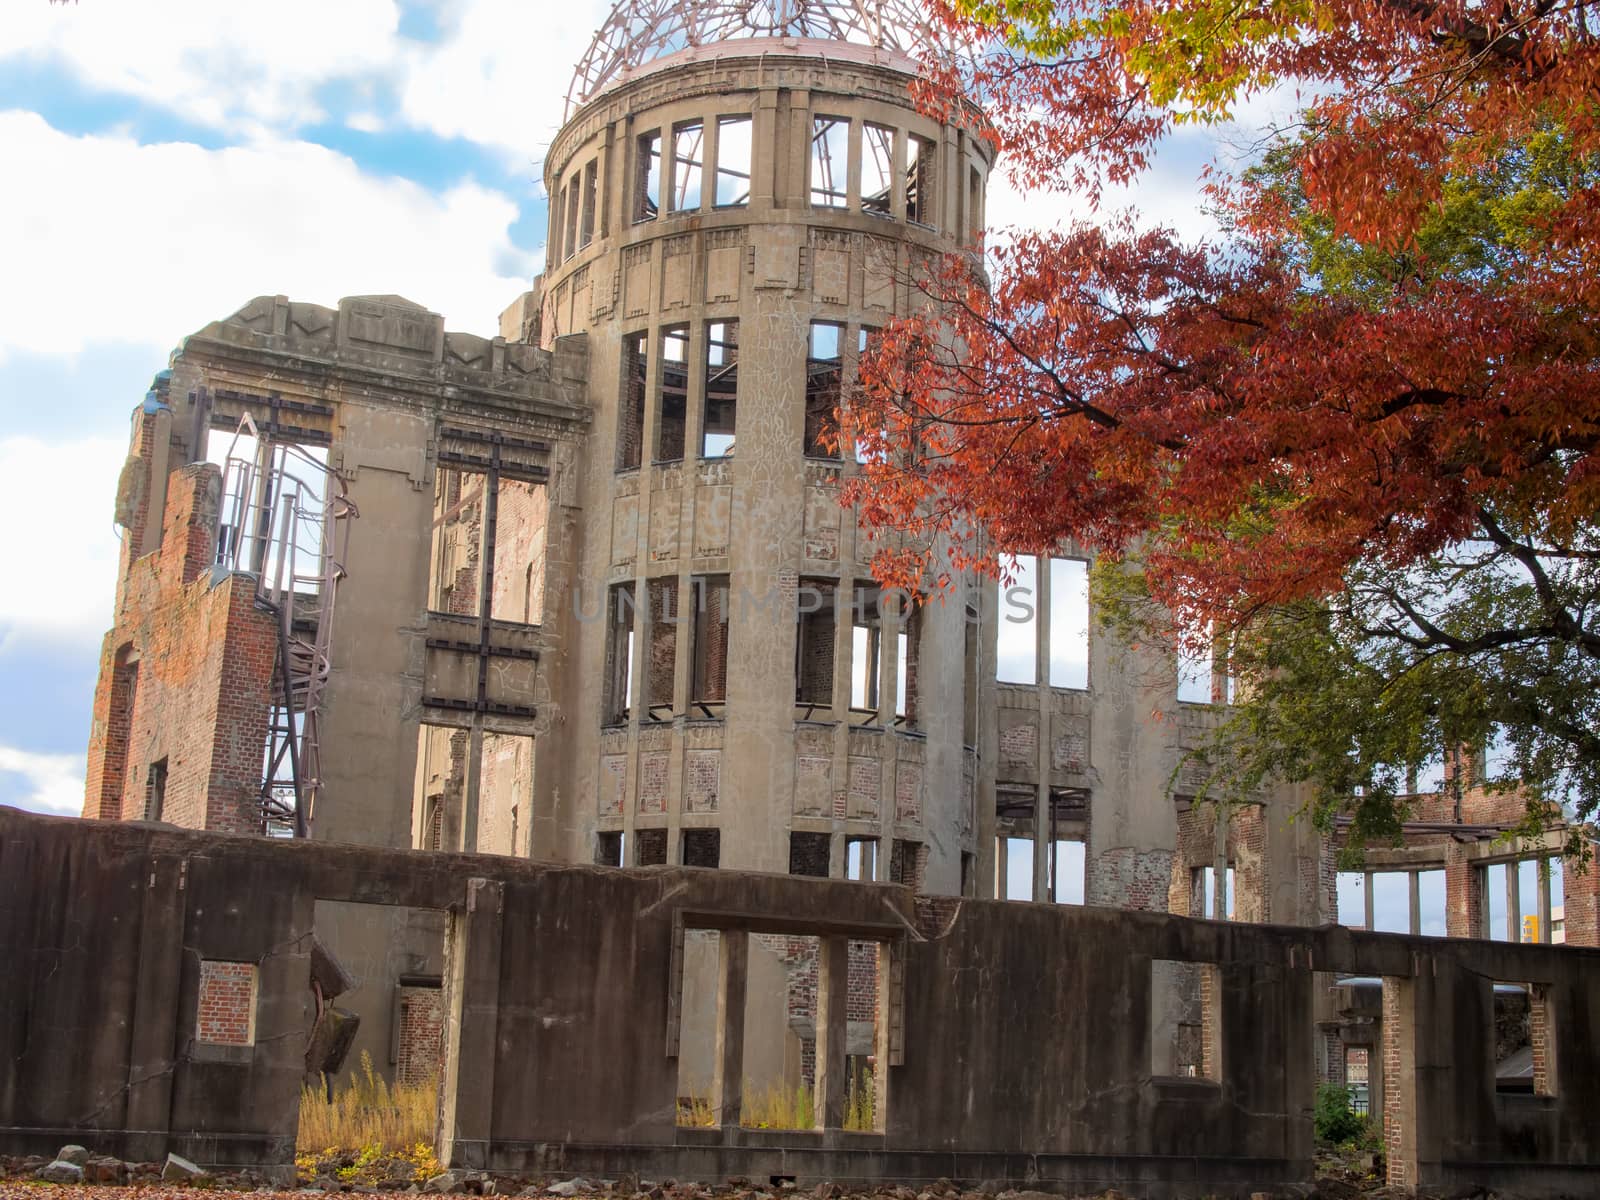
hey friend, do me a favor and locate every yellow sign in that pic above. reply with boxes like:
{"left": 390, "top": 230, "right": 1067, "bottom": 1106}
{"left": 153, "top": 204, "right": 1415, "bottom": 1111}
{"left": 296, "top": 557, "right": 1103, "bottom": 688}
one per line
{"left": 1522, "top": 915, "right": 1539, "bottom": 942}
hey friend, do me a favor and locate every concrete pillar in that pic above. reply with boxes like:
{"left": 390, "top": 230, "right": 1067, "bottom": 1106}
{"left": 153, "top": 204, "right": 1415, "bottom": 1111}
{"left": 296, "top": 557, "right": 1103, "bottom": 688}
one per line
{"left": 1506, "top": 861, "right": 1522, "bottom": 941}
{"left": 1364, "top": 871, "right": 1375, "bottom": 932}
{"left": 1537, "top": 858, "right": 1553, "bottom": 944}
{"left": 995, "top": 836, "right": 1009, "bottom": 900}
{"left": 813, "top": 935, "right": 849, "bottom": 1130}
{"left": 439, "top": 878, "right": 505, "bottom": 1169}
{"left": 1408, "top": 871, "right": 1421, "bottom": 936}
{"left": 124, "top": 852, "right": 187, "bottom": 1163}
{"left": 713, "top": 931, "right": 748, "bottom": 1127}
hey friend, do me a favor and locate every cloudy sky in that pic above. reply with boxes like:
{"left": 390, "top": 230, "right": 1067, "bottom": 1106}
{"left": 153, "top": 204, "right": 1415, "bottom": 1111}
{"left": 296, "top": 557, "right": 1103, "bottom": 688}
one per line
{"left": 8, "top": 0, "right": 1505, "bottom": 933}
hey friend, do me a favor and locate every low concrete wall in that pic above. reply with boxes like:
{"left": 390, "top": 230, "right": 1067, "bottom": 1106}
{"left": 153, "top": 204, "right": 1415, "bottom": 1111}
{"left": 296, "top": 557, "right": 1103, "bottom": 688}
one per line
{"left": 4, "top": 806, "right": 1599, "bottom": 1197}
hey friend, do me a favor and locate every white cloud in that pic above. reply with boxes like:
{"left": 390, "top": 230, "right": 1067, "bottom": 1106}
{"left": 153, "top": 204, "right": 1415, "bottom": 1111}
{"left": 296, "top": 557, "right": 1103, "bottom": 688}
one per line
{"left": 0, "top": 744, "right": 85, "bottom": 817}
{"left": 0, "top": 434, "right": 125, "bottom": 645}
{"left": 397, "top": 0, "right": 608, "bottom": 164}
{"left": 0, "top": 111, "right": 539, "bottom": 359}
{"left": 6, "top": 0, "right": 405, "bottom": 135}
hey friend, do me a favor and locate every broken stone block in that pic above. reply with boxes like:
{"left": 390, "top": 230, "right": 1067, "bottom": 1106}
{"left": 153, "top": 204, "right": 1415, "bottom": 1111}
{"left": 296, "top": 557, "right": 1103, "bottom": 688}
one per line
{"left": 549, "top": 1178, "right": 592, "bottom": 1196}
{"left": 163, "top": 1152, "right": 207, "bottom": 1181}
{"left": 426, "top": 1170, "right": 481, "bottom": 1194}
{"left": 85, "top": 1156, "right": 126, "bottom": 1183}
{"left": 55, "top": 1145, "right": 90, "bottom": 1167}
{"left": 36, "top": 1160, "right": 84, "bottom": 1183}
{"left": 305, "top": 1005, "right": 362, "bottom": 1083}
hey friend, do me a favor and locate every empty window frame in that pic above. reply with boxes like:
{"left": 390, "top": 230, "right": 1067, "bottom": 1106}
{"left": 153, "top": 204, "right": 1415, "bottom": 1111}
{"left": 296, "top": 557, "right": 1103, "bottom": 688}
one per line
{"left": 645, "top": 577, "right": 680, "bottom": 714}
{"left": 996, "top": 554, "right": 1038, "bottom": 685}
{"left": 580, "top": 159, "right": 598, "bottom": 248}
{"left": 889, "top": 838, "right": 925, "bottom": 891}
{"left": 805, "top": 322, "right": 843, "bottom": 458}
{"left": 635, "top": 130, "right": 662, "bottom": 222}
{"left": 811, "top": 116, "right": 849, "bottom": 208}
{"left": 895, "top": 605, "right": 919, "bottom": 723}
{"left": 1492, "top": 981, "right": 1556, "bottom": 1095}
{"left": 905, "top": 134, "right": 936, "bottom": 225}
{"left": 682, "top": 827, "right": 721, "bottom": 868}
{"left": 790, "top": 830, "right": 831, "bottom": 877}
{"left": 549, "top": 186, "right": 565, "bottom": 265}
{"left": 618, "top": 332, "right": 647, "bottom": 471}
{"left": 714, "top": 115, "right": 752, "bottom": 207}
{"left": 795, "top": 579, "right": 838, "bottom": 706}
{"left": 596, "top": 830, "right": 624, "bottom": 866}
{"left": 861, "top": 122, "right": 894, "bottom": 215}
{"left": 1049, "top": 836, "right": 1087, "bottom": 905}
{"left": 851, "top": 326, "right": 879, "bottom": 463}
{"left": 702, "top": 320, "right": 738, "bottom": 457}
{"left": 1194, "top": 865, "right": 1235, "bottom": 921}
{"left": 605, "top": 583, "right": 637, "bottom": 723}
{"left": 656, "top": 325, "right": 689, "bottom": 462}
{"left": 1151, "top": 959, "right": 1221, "bottom": 1080}
{"left": 671, "top": 121, "right": 704, "bottom": 212}
{"left": 850, "top": 584, "right": 882, "bottom": 712}
{"left": 145, "top": 756, "right": 168, "bottom": 822}
{"left": 1048, "top": 557, "right": 1089, "bottom": 690}
{"left": 636, "top": 827, "right": 668, "bottom": 866}
{"left": 691, "top": 574, "right": 730, "bottom": 708}
{"left": 845, "top": 836, "right": 878, "bottom": 881}
{"left": 564, "top": 174, "right": 581, "bottom": 262}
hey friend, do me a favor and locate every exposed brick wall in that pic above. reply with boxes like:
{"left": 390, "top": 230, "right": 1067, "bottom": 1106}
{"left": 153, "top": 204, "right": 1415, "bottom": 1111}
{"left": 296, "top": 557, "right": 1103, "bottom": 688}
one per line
{"left": 693, "top": 576, "right": 729, "bottom": 702}
{"left": 889, "top": 838, "right": 927, "bottom": 892}
{"left": 1445, "top": 844, "right": 1488, "bottom": 939}
{"left": 84, "top": 461, "right": 277, "bottom": 834}
{"left": 196, "top": 960, "right": 257, "bottom": 1045}
{"left": 618, "top": 334, "right": 646, "bottom": 470}
{"left": 796, "top": 583, "right": 836, "bottom": 704}
{"left": 790, "top": 831, "right": 830, "bottom": 877}
{"left": 1530, "top": 984, "right": 1554, "bottom": 1096}
{"left": 1561, "top": 852, "right": 1599, "bottom": 948}
{"left": 1229, "top": 805, "right": 1268, "bottom": 923}
{"left": 1382, "top": 978, "right": 1411, "bottom": 1189}
{"left": 396, "top": 985, "right": 444, "bottom": 1086}
{"left": 1091, "top": 847, "right": 1175, "bottom": 912}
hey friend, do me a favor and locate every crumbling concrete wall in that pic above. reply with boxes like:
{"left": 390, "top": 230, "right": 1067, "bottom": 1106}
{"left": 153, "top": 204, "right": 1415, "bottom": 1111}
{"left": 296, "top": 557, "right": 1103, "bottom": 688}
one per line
{"left": 7, "top": 806, "right": 1600, "bottom": 1198}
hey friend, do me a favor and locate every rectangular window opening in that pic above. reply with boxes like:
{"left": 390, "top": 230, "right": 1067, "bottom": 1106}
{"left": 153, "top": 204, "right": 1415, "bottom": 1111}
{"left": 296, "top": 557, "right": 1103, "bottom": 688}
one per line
{"left": 1150, "top": 959, "right": 1221, "bottom": 1081}
{"left": 1050, "top": 836, "right": 1086, "bottom": 905}
{"left": 810, "top": 116, "right": 849, "bottom": 209}
{"left": 487, "top": 477, "right": 548, "bottom": 625}
{"left": 714, "top": 115, "right": 752, "bottom": 207}
{"left": 960, "top": 851, "right": 976, "bottom": 898}
{"left": 596, "top": 830, "right": 624, "bottom": 866}
{"left": 1493, "top": 981, "right": 1556, "bottom": 1096}
{"left": 1047, "top": 557, "right": 1089, "bottom": 690}
{"left": 1344, "top": 1047, "right": 1371, "bottom": 1115}
{"left": 996, "top": 554, "right": 1038, "bottom": 685}
{"left": 580, "top": 159, "right": 598, "bottom": 248}
{"left": 145, "top": 756, "right": 168, "bottom": 822}
{"left": 861, "top": 123, "right": 894, "bottom": 216}
{"left": 805, "top": 322, "right": 844, "bottom": 458}
{"left": 851, "top": 327, "right": 879, "bottom": 464}
{"left": 605, "top": 583, "right": 638, "bottom": 724}
{"left": 635, "top": 131, "right": 662, "bottom": 222}
{"left": 691, "top": 574, "right": 730, "bottom": 712}
{"left": 646, "top": 578, "right": 680, "bottom": 716}
{"left": 702, "top": 320, "right": 738, "bottom": 458}
{"left": 845, "top": 836, "right": 878, "bottom": 881}
{"left": 790, "top": 830, "right": 831, "bottom": 877}
{"left": 657, "top": 325, "right": 689, "bottom": 462}
{"left": 672, "top": 120, "right": 704, "bottom": 212}
{"left": 889, "top": 838, "right": 925, "bottom": 892}
{"left": 1193, "top": 865, "right": 1235, "bottom": 921}
{"left": 905, "top": 134, "right": 936, "bottom": 226}
{"left": 563, "top": 175, "right": 581, "bottom": 262}
{"left": 795, "top": 578, "right": 837, "bottom": 708}
{"left": 850, "top": 584, "right": 882, "bottom": 713}
{"left": 636, "top": 827, "right": 668, "bottom": 866}
{"left": 682, "top": 827, "right": 721, "bottom": 868}
{"left": 618, "top": 332, "right": 647, "bottom": 471}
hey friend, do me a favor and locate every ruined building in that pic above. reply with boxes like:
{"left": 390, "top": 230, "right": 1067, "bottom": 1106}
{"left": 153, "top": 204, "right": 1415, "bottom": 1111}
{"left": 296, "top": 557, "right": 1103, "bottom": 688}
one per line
{"left": 70, "top": 0, "right": 1600, "bottom": 1181}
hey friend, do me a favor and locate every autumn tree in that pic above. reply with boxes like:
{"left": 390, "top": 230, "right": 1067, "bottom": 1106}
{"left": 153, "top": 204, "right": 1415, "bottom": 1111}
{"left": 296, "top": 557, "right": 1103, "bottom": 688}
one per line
{"left": 843, "top": 0, "right": 1600, "bottom": 835}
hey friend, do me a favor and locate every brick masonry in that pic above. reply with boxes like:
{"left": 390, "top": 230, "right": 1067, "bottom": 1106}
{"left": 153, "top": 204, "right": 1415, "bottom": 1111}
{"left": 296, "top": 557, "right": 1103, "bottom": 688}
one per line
{"left": 196, "top": 960, "right": 257, "bottom": 1045}
{"left": 396, "top": 985, "right": 445, "bottom": 1086}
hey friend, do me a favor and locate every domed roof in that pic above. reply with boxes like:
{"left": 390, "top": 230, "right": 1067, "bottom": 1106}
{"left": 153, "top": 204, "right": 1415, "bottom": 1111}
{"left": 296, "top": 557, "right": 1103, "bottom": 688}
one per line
{"left": 567, "top": 0, "right": 943, "bottom": 117}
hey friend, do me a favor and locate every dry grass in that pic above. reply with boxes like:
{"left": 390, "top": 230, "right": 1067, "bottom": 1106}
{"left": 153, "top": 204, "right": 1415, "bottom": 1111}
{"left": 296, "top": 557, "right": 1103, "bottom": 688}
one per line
{"left": 678, "top": 1072, "right": 876, "bottom": 1132}
{"left": 296, "top": 1051, "right": 439, "bottom": 1182}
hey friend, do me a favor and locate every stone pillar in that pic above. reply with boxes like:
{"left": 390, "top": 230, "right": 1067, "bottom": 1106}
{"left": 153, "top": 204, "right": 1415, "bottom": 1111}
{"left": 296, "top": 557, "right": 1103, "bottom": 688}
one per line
{"left": 1561, "top": 850, "right": 1599, "bottom": 946}
{"left": 1444, "top": 845, "right": 1486, "bottom": 938}
{"left": 438, "top": 878, "right": 505, "bottom": 1169}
